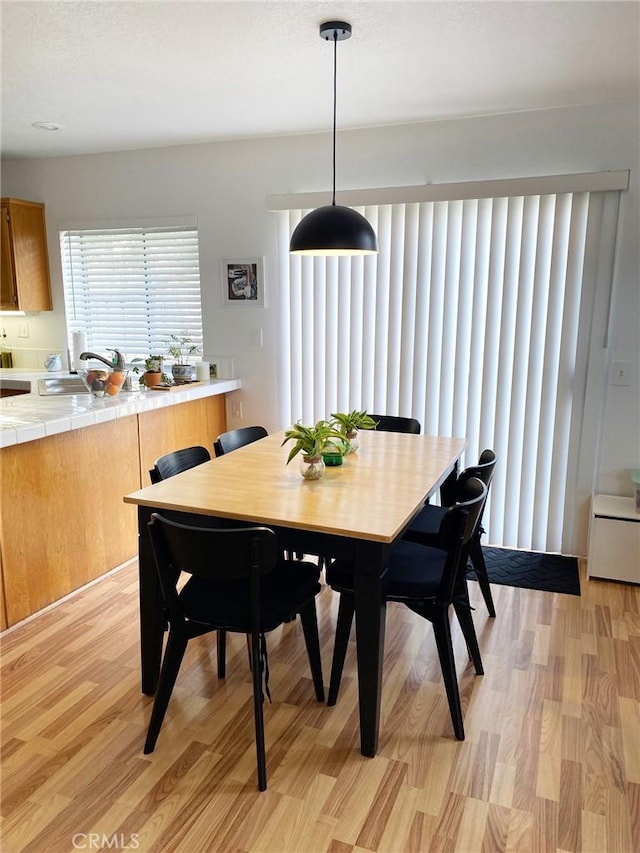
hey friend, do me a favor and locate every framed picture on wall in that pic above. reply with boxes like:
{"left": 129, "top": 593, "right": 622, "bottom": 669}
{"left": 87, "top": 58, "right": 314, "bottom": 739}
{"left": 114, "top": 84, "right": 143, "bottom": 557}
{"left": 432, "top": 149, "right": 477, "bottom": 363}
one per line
{"left": 221, "top": 258, "right": 265, "bottom": 306}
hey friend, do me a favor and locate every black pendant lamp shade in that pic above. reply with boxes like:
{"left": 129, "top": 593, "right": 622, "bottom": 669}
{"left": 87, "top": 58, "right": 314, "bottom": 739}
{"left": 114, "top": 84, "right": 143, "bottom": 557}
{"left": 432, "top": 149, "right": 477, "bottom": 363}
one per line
{"left": 289, "top": 204, "right": 377, "bottom": 256}
{"left": 290, "top": 21, "right": 378, "bottom": 256}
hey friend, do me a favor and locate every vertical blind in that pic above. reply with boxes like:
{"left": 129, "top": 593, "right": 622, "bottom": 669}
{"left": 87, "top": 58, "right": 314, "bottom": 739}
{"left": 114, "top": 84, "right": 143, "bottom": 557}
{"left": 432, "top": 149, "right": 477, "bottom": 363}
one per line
{"left": 276, "top": 186, "right": 622, "bottom": 554}
{"left": 60, "top": 224, "right": 203, "bottom": 358}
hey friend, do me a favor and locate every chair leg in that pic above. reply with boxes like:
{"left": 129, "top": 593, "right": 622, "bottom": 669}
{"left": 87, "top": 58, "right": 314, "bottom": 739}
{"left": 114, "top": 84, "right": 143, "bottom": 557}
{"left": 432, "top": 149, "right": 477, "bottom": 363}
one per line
{"left": 298, "top": 600, "right": 325, "bottom": 702}
{"left": 249, "top": 631, "right": 267, "bottom": 791}
{"left": 469, "top": 537, "right": 496, "bottom": 617}
{"left": 144, "top": 629, "right": 189, "bottom": 754}
{"left": 327, "top": 592, "right": 355, "bottom": 706}
{"left": 453, "top": 596, "right": 484, "bottom": 675}
{"left": 431, "top": 607, "right": 465, "bottom": 740}
{"left": 216, "top": 629, "right": 226, "bottom": 678}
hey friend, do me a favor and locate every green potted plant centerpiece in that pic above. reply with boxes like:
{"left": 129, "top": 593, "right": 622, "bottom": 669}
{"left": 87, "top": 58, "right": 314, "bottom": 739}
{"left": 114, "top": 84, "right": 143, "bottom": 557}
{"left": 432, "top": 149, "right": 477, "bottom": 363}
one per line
{"left": 282, "top": 420, "right": 345, "bottom": 480}
{"left": 330, "top": 409, "right": 377, "bottom": 453}
{"left": 167, "top": 332, "right": 200, "bottom": 383}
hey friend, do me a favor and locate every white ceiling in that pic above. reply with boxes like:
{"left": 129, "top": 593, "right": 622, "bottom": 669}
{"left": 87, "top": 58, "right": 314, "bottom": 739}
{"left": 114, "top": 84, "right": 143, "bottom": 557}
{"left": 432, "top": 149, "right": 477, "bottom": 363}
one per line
{"left": 2, "top": 0, "right": 639, "bottom": 160}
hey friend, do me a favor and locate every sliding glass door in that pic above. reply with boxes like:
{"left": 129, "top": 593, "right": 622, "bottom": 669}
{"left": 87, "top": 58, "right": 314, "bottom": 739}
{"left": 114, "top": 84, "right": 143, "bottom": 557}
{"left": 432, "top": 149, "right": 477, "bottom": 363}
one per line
{"left": 275, "top": 175, "right": 624, "bottom": 553}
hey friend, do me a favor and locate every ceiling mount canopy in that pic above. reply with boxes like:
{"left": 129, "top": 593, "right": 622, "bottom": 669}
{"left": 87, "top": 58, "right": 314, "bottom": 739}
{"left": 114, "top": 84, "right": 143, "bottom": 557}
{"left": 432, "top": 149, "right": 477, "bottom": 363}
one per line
{"left": 289, "top": 21, "right": 378, "bottom": 257}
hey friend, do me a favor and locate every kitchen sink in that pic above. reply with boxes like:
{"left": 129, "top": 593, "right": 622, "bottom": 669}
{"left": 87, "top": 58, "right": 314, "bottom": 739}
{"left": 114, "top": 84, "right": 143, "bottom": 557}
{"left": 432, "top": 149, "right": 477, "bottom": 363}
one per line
{"left": 0, "top": 379, "right": 31, "bottom": 397}
{"left": 38, "top": 376, "right": 90, "bottom": 395}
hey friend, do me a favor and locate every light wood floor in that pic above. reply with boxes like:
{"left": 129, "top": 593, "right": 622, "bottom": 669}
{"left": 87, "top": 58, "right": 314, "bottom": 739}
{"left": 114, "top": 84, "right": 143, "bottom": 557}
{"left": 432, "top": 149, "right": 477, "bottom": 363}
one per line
{"left": 1, "top": 560, "right": 638, "bottom": 853}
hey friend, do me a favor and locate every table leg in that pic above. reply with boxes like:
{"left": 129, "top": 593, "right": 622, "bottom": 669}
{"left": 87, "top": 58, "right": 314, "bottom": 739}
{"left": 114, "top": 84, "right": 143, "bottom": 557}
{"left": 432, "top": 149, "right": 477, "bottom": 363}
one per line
{"left": 439, "top": 460, "right": 460, "bottom": 506}
{"left": 354, "top": 544, "right": 387, "bottom": 757}
{"left": 138, "top": 506, "right": 164, "bottom": 695}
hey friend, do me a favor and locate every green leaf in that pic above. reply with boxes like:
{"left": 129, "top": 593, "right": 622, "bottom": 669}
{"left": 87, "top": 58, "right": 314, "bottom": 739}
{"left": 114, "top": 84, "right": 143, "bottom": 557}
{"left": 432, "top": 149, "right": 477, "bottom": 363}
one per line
{"left": 330, "top": 409, "right": 376, "bottom": 432}
{"left": 281, "top": 419, "right": 346, "bottom": 463}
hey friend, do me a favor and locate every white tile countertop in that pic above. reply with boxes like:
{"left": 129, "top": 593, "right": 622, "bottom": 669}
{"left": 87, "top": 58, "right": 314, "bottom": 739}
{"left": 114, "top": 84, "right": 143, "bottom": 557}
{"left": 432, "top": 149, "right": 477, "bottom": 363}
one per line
{"left": 0, "top": 369, "right": 241, "bottom": 448}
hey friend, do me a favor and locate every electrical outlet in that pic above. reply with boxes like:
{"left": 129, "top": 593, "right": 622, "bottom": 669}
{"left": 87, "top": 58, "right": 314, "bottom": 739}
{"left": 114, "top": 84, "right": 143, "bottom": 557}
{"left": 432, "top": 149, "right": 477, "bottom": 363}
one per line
{"left": 611, "top": 361, "right": 632, "bottom": 386}
{"left": 232, "top": 399, "right": 243, "bottom": 419}
{"left": 17, "top": 322, "right": 29, "bottom": 338}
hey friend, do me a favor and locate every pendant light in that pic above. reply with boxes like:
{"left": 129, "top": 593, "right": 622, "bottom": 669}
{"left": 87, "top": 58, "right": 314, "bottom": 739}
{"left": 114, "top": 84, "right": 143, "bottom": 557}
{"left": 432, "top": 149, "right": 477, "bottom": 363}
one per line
{"left": 290, "top": 21, "right": 378, "bottom": 256}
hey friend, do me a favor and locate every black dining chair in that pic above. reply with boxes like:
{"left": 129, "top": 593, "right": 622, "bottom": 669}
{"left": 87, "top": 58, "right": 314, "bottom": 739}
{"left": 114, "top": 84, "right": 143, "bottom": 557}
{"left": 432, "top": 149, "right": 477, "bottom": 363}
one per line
{"left": 369, "top": 414, "right": 421, "bottom": 434}
{"left": 144, "top": 514, "right": 325, "bottom": 791}
{"left": 404, "top": 449, "right": 497, "bottom": 617}
{"left": 149, "top": 445, "right": 211, "bottom": 484}
{"left": 311, "top": 414, "right": 422, "bottom": 572}
{"left": 149, "top": 444, "right": 248, "bottom": 676}
{"left": 213, "top": 425, "right": 268, "bottom": 457}
{"left": 326, "top": 476, "right": 487, "bottom": 741}
{"left": 212, "top": 425, "right": 298, "bottom": 564}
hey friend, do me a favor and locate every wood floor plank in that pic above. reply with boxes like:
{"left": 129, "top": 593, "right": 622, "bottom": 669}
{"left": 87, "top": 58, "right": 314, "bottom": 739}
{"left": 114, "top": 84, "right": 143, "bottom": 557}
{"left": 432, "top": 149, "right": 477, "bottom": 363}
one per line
{"left": 536, "top": 699, "right": 562, "bottom": 801}
{"left": 559, "top": 757, "right": 583, "bottom": 851}
{"left": 375, "top": 782, "right": 420, "bottom": 852}
{"left": 354, "top": 758, "right": 407, "bottom": 849}
{"left": 1, "top": 560, "right": 638, "bottom": 852}
{"left": 454, "top": 796, "right": 489, "bottom": 852}
{"left": 581, "top": 808, "right": 608, "bottom": 853}
{"left": 481, "top": 802, "right": 510, "bottom": 853}
{"left": 619, "top": 696, "right": 640, "bottom": 783}
{"left": 505, "top": 807, "right": 534, "bottom": 853}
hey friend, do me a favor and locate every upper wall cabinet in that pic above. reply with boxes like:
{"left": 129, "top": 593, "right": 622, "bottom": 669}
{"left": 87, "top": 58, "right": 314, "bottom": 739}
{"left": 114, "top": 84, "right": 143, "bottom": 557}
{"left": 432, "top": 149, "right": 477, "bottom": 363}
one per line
{"left": 1, "top": 198, "right": 53, "bottom": 311}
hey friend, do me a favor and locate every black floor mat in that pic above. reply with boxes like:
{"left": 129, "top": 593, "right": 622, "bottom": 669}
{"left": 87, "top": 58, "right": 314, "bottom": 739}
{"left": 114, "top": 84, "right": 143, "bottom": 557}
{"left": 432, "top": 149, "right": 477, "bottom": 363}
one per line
{"left": 475, "top": 546, "right": 581, "bottom": 596}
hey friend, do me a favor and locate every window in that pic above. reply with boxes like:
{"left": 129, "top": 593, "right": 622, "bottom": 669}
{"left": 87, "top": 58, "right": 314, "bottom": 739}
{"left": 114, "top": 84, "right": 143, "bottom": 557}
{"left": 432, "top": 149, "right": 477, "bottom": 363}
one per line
{"left": 60, "top": 220, "right": 203, "bottom": 360}
{"left": 273, "top": 172, "right": 627, "bottom": 553}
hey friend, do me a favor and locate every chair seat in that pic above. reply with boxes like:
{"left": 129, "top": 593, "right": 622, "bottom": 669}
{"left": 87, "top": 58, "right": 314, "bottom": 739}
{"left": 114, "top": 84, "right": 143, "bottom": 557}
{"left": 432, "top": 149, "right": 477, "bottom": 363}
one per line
{"left": 405, "top": 449, "right": 497, "bottom": 618}
{"left": 327, "top": 541, "right": 447, "bottom": 600}
{"left": 406, "top": 503, "right": 447, "bottom": 541}
{"left": 181, "top": 558, "right": 321, "bottom": 633}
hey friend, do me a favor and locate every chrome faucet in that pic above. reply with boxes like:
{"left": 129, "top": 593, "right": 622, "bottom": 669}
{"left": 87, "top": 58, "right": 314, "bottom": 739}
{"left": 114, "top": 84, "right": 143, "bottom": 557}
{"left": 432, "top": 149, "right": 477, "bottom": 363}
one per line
{"left": 79, "top": 349, "right": 126, "bottom": 371}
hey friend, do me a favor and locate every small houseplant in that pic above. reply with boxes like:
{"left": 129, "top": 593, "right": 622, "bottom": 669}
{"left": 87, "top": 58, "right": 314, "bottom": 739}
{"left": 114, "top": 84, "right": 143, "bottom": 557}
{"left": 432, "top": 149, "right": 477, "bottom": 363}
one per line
{"left": 282, "top": 420, "right": 345, "bottom": 480}
{"left": 330, "top": 409, "right": 377, "bottom": 453}
{"left": 166, "top": 332, "right": 200, "bottom": 383}
{"left": 131, "top": 355, "right": 164, "bottom": 387}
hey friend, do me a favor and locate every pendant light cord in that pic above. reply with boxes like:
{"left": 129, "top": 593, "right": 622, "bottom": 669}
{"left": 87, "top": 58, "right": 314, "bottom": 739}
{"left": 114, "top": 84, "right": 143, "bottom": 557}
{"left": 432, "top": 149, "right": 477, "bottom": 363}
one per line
{"left": 332, "top": 30, "right": 337, "bottom": 207}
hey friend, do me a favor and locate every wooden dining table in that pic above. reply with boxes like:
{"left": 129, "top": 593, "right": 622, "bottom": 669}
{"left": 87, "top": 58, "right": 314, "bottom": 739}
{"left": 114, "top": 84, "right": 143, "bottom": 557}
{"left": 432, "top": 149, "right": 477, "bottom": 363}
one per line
{"left": 124, "top": 429, "right": 466, "bottom": 757}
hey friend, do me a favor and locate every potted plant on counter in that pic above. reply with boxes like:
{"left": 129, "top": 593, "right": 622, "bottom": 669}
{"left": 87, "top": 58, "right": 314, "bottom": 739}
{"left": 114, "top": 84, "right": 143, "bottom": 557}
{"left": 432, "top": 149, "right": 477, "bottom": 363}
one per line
{"left": 132, "top": 355, "right": 165, "bottom": 388}
{"left": 282, "top": 420, "right": 345, "bottom": 480}
{"left": 330, "top": 409, "right": 377, "bottom": 453}
{"left": 167, "top": 332, "right": 200, "bottom": 383}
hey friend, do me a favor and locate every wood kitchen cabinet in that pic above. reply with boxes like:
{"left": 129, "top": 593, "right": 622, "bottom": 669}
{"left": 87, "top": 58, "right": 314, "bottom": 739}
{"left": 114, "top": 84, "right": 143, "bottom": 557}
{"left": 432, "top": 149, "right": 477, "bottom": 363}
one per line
{"left": 1, "top": 198, "right": 53, "bottom": 311}
{"left": 0, "top": 394, "right": 227, "bottom": 627}
{"left": 137, "top": 395, "right": 226, "bottom": 483}
{"left": 1, "top": 417, "right": 141, "bottom": 626}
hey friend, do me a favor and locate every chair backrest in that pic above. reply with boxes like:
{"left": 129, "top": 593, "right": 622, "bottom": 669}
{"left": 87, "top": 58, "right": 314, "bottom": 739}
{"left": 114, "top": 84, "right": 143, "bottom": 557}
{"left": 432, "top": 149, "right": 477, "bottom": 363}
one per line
{"left": 150, "top": 445, "right": 211, "bottom": 484}
{"left": 148, "top": 513, "right": 279, "bottom": 624}
{"left": 369, "top": 414, "right": 421, "bottom": 434}
{"left": 440, "top": 448, "right": 497, "bottom": 507}
{"left": 437, "top": 477, "right": 487, "bottom": 600}
{"left": 473, "top": 449, "right": 497, "bottom": 489}
{"left": 213, "top": 425, "right": 269, "bottom": 457}
{"left": 462, "top": 450, "right": 496, "bottom": 539}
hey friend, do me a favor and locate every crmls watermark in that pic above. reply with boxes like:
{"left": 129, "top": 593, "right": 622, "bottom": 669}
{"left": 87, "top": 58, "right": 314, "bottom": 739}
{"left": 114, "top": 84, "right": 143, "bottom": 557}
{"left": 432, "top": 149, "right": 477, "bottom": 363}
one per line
{"left": 71, "top": 834, "right": 140, "bottom": 850}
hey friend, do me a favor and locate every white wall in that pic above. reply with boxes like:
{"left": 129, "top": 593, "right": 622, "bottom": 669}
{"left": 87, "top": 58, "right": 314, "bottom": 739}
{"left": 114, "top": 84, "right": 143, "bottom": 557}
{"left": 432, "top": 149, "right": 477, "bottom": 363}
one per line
{"left": 2, "top": 101, "right": 638, "bottom": 500}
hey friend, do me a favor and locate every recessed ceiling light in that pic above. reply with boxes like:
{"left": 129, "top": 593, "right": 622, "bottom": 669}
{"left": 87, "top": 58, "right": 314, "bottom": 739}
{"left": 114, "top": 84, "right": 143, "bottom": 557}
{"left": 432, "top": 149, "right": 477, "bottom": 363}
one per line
{"left": 31, "top": 121, "right": 61, "bottom": 131}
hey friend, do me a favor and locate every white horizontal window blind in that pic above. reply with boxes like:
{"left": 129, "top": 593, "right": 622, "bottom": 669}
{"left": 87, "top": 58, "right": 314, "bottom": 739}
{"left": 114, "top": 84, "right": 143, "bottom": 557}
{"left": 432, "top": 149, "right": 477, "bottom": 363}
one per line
{"left": 60, "top": 224, "right": 203, "bottom": 359}
{"left": 277, "top": 184, "right": 622, "bottom": 553}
